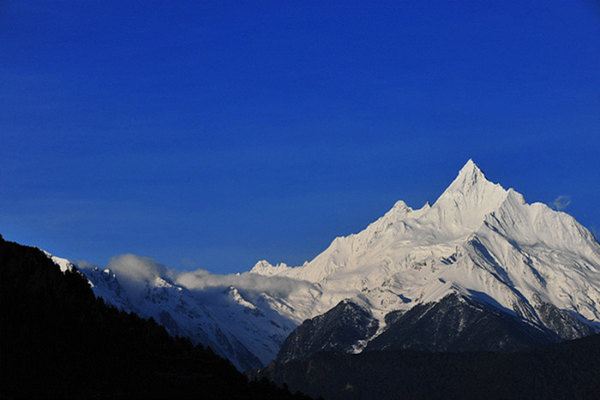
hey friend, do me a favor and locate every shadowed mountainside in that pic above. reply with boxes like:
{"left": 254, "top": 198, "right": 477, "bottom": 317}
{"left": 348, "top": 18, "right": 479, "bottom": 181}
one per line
{"left": 257, "top": 333, "right": 600, "bottom": 400}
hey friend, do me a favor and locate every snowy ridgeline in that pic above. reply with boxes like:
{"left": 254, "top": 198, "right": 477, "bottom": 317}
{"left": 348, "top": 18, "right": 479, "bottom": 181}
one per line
{"left": 46, "top": 160, "right": 600, "bottom": 371}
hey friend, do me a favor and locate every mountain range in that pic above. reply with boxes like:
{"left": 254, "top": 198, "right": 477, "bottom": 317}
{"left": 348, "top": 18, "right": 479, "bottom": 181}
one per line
{"left": 0, "top": 235, "right": 308, "bottom": 399}
{"left": 43, "top": 160, "right": 600, "bottom": 371}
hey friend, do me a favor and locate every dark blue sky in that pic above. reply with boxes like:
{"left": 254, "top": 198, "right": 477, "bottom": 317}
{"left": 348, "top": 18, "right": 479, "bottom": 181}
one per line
{"left": 1, "top": 1, "right": 599, "bottom": 273}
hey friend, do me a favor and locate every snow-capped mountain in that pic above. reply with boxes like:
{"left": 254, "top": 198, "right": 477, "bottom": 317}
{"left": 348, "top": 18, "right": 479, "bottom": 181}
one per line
{"left": 71, "top": 262, "right": 318, "bottom": 371}
{"left": 253, "top": 160, "right": 600, "bottom": 356}
{"left": 45, "top": 160, "right": 600, "bottom": 369}
{"left": 42, "top": 246, "right": 322, "bottom": 371}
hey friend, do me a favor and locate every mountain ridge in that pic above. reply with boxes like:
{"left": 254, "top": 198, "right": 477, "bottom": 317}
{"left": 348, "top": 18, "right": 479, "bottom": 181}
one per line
{"left": 40, "top": 160, "right": 600, "bottom": 369}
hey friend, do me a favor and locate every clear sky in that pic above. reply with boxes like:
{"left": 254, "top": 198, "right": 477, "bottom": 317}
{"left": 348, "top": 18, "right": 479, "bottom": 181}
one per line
{"left": 1, "top": 1, "right": 599, "bottom": 273}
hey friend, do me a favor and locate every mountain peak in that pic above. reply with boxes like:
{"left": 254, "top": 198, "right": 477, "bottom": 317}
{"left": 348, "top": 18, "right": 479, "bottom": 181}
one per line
{"left": 458, "top": 159, "right": 483, "bottom": 177}
{"left": 453, "top": 159, "right": 486, "bottom": 186}
{"left": 392, "top": 200, "right": 410, "bottom": 211}
{"left": 430, "top": 160, "right": 508, "bottom": 232}
{"left": 441, "top": 159, "right": 497, "bottom": 196}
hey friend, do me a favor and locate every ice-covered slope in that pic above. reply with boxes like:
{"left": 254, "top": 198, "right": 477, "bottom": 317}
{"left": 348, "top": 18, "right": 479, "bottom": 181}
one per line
{"left": 252, "top": 160, "right": 600, "bottom": 341}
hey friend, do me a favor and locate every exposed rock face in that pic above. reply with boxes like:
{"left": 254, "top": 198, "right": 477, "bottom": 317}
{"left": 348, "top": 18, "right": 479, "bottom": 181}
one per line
{"left": 274, "top": 293, "right": 560, "bottom": 365}
{"left": 277, "top": 300, "right": 378, "bottom": 363}
{"left": 535, "top": 302, "right": 596, "bottom": 340}
{"left": 366, "top": 293, "right": 554, "bottom": 352}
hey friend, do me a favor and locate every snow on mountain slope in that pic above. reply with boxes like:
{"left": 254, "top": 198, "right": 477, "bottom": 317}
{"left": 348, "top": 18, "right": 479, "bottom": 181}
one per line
{"left": 73, "top": 259, "right": 320, "bottom": 371}
{"left": 43, "top": 251, "right": 74, "bottom": 273}
{"left": 41, "top": 250, "right": 321, "bottom": 371}
{"left": 251, "top": 160, "right": 600, "bottom": 340}
{"left": 43, "top": 160, "right": 600, "bottom": 368}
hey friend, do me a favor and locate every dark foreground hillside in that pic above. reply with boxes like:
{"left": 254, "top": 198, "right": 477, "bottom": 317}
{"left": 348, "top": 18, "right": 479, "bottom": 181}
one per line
{"left": 0, "top": 235, "right": 308, "bottom": 400}
{"left": 258, "top": 333, "right": 600, "bottom": 400}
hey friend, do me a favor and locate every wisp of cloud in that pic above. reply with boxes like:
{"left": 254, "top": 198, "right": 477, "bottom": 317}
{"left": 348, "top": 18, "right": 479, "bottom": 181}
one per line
{"left": 552, "top": 195, "right": 571, "bottom": 211}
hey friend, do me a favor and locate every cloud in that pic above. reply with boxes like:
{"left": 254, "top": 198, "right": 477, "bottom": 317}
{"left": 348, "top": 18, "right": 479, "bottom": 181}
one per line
{"left": 551, "top": 195, "right": 571, "bottom": 211}
{"left": 83, "top": 254, "right": 172, "bottom": 300}
{"left": 176, "top": 268, "right": 315, "bottom": 299}
{"left": 80, "top": 253, "right": 315, "bottom": 302}
{"left": 107, "top": 254, "right": 169, "bottom": 282}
